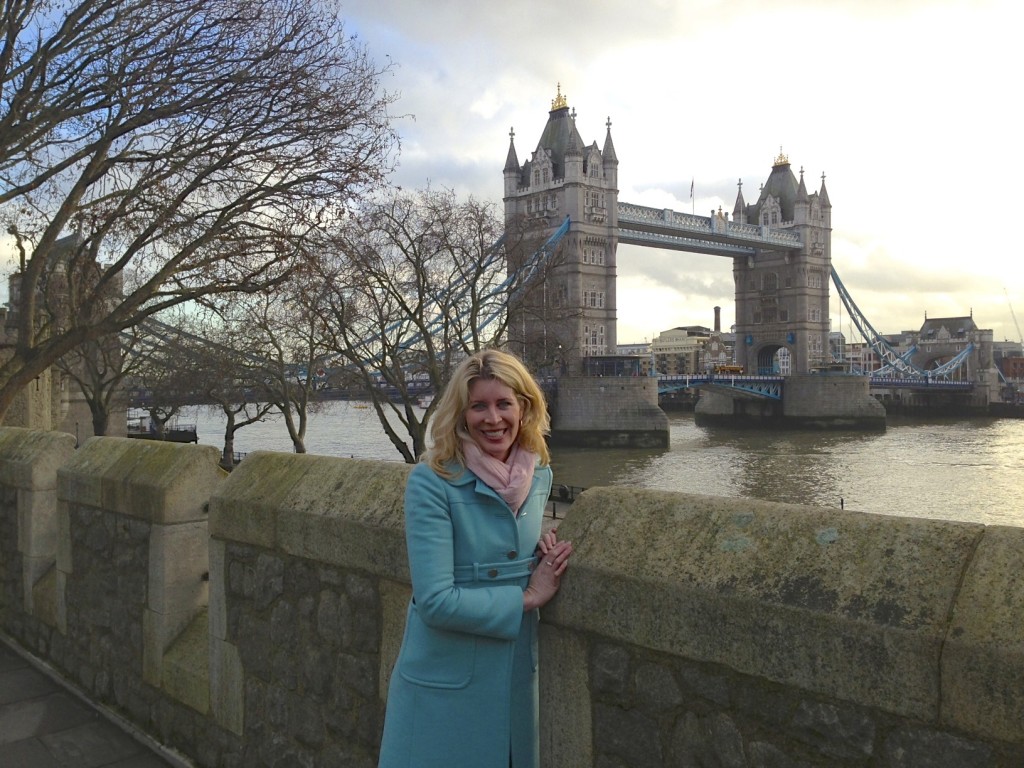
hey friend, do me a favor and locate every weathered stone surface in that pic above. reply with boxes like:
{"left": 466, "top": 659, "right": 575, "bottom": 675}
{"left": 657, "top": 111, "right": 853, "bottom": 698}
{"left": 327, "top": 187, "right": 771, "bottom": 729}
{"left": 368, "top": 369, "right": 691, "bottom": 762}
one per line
{"left": 879, "top": 726, "right": 993, "bottom": 768}
{"left": 3, "top": 429, "right": 1024, "bottom": 768}
{"left": 594, "top": 702, "right": 663, "bottom": 766}
{"left": 942, "top": 524, "right": 1024, "bottom": 743}
{"left": 592, "top": 643, "right": 631, "bottom": 696}
{"left": 550, "top": 487, "right": 983, "bottom": 720}
{"left": 790, "top": 699, "right": 875, "bottom": 760}
{"left": 59, "top": 436, "right": 222, "bottom": 523}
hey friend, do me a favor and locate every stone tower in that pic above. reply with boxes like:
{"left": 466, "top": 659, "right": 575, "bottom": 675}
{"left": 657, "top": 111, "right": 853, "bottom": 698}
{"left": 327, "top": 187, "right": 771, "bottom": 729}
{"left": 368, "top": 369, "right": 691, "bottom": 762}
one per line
{"left": 503, "top": 85, "right": 619, "bottom": 373}
{"left": 731, "top": 151, "right": 833, "bottom": 374}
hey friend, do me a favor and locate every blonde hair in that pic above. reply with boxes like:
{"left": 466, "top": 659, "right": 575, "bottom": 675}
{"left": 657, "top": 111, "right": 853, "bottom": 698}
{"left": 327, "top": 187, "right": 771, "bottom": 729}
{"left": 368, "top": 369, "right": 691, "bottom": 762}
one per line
{"left": 424, "top": 349, "right": 550, "bottom": 476}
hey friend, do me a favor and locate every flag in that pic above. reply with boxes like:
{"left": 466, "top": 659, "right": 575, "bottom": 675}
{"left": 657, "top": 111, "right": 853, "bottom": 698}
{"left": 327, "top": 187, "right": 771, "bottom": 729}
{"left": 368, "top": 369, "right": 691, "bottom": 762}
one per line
{"left": 690, "top": 179, "right": 694, "bottom": 199}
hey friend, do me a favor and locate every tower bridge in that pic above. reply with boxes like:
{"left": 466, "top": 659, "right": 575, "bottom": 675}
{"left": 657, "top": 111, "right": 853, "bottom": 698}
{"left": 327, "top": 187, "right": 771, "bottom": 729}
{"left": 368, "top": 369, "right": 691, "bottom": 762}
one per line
{"left": 501, "top": 87, "right": 997, "bottom": 436}
{"left": 504, "top": 86, "right": 835, "bottom": 385}
{"left": 502, "top": 86, "right": 870, "bottom": 436}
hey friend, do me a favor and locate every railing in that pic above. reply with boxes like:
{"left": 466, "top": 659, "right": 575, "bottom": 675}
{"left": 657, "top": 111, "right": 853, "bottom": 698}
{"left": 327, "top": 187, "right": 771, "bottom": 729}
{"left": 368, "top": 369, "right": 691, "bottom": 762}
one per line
{"left": 617, "top": 202, "right": 804, "bottom": 249}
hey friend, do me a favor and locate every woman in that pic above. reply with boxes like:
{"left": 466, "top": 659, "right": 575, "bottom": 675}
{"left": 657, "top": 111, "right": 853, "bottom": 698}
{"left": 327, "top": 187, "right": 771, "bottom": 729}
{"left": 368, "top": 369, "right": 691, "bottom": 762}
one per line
{"left": 378, "top": 349, "right": 573, "bottom": 768}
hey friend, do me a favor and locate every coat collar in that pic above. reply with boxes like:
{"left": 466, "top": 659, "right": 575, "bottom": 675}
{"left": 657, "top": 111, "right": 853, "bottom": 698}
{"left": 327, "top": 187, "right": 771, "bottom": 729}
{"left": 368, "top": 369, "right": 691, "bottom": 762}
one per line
{"left": 444, "top": 460, "right": 548, "bottom": 507}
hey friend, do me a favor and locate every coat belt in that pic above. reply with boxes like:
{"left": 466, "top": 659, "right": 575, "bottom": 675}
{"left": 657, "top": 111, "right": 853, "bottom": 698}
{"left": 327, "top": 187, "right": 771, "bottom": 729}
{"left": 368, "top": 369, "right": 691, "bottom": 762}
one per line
{"left": 452, "top": 555, "right": 537, "bottom": 583}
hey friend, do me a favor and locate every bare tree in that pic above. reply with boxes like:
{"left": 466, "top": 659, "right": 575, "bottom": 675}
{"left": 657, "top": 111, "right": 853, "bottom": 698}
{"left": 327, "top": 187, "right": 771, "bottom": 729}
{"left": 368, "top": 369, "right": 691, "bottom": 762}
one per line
{"left": 170, "top": 312, "right": 277, "bottom": 468}
{"left": 228, "top": 276, "right": 332, "bottom": 454}
{"left": 0, "top": 0, "right": 396, "bottom": 420}
{"left": 317, "top": 188, "right": 535, "bottom": 463}
{"left": 56, "top": 323, "right": 143, "bottom": 436}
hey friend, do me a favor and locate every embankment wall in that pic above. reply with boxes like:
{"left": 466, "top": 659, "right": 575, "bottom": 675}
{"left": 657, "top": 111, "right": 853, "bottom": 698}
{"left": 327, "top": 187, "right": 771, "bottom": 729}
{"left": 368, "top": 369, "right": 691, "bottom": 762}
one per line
{"left": 1, "top": 427, "right": 1021, "bottom": 767}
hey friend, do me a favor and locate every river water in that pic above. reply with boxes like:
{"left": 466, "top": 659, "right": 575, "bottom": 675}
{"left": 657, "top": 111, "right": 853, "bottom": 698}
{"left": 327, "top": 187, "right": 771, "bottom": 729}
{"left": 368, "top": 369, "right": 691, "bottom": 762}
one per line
{"left": 187, "top": 403, "right": 1024, "bottom": 528}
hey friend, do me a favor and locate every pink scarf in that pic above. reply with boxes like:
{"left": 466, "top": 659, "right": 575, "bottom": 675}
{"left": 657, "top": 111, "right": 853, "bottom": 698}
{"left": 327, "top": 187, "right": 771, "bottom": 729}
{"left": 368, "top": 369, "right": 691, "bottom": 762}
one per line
{"left": 461, "top": 439, "right": 537, "bottom": 515}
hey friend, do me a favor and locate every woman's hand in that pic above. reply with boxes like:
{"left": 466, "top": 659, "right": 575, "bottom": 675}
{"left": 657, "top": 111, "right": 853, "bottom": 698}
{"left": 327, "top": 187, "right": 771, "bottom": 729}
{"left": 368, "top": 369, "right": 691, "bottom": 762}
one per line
{"left": 523, "top": 535, "right": 573, "bottom": 612}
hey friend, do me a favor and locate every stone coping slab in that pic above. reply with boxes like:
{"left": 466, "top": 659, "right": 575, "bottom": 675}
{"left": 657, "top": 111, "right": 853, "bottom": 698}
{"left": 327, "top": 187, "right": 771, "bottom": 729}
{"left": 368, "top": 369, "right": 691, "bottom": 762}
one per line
{"left": 548, "top": 487, "right": 986, "bottom": 724}
{"left": 0, "top": 427, "right": 76, "bottom": 490}
{"left": 58, "top": 437, "right": 223, "bottom": 524}
{"left": 209, "top": 451, "right": 411, "bottom": 579}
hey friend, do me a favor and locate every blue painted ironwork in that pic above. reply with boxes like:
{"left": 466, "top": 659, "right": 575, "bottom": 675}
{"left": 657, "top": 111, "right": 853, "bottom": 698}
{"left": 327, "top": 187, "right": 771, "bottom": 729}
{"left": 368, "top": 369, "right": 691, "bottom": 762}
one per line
{"left": 657, "top": 373, "right": 784, "bottom": 400}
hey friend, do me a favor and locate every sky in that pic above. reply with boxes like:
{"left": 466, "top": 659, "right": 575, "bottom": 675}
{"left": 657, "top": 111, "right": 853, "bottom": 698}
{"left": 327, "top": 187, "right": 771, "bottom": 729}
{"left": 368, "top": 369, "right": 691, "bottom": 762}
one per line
{"left": 340, "top": 0, "right": 1024, "bottom": 346}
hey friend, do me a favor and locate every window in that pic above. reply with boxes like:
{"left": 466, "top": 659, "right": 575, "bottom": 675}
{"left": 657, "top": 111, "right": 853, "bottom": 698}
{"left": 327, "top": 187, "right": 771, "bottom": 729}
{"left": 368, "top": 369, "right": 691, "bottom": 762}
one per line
{"left": 542, "top": 168, "right": 549, "bottom": 183}
{"left": 808, "top": 272, "right": 822, "bottom": 289}
{"left": 810, "top": 307, "right": 821, "bottom": 322}
{"left": 763, "top": 273, "right": 778, "bottom": 291}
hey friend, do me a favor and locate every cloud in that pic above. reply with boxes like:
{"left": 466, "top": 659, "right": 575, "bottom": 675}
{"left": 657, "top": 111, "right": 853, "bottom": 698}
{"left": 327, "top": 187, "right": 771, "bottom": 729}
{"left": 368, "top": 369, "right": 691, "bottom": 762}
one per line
{"left": 337, "top": 0, "right": 1023, "bottom": 343}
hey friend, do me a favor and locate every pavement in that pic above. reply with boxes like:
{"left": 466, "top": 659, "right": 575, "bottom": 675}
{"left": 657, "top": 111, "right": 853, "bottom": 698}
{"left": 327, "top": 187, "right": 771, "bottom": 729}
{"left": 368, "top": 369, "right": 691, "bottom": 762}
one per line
{"left": 0, "top": 637, "right": 182, "bottom": 768}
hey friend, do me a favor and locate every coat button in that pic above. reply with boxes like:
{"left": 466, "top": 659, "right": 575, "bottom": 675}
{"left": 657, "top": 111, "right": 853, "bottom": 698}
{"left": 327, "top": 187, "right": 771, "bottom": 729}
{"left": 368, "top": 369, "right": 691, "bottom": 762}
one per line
{"left": 488, "top": 569, "right": 499, "bottom": 578}
{"left": 507, "top": 550, "right": 517, "bottom": 559}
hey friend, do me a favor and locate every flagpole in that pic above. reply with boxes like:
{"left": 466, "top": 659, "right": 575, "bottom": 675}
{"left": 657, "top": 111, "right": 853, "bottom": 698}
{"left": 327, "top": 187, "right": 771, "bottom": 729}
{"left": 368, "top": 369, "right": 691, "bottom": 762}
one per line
{"left": 690, "top": 177, "right": 694, "bottom": 214}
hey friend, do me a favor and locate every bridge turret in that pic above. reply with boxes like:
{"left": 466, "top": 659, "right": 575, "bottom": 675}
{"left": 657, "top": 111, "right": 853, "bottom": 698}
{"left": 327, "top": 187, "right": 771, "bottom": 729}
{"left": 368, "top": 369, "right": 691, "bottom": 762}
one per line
{"left": 503, "top": 128, "right": 520, "bottom": 200}
{"left": 602, "top": 117, "right": 618, "bottom": 188}
{"left": 733, "top": 179, "right": 747, "bottom": 225}
{"left": 794, "top": 167, "right": 810, "bottom": 225}
{"left": 564, "top": 114, "right": 584, "bottom": 181}
{"left": 818, "top": 173, "right": 832, "bottom": 227}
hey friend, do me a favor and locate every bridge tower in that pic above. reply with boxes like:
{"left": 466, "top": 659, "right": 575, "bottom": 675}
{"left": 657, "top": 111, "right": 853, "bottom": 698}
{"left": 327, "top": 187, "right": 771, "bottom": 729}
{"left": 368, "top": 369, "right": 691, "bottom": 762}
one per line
{"left": 504, "top": 86, "right": 619, "bottom": 373}
{"left": 731, "top": 152, "right": 833, "bottom": 374}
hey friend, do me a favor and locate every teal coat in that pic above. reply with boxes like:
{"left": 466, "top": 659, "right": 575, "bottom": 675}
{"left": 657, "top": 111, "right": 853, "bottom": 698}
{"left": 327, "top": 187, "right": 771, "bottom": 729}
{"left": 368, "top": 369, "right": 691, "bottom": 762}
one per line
{"left": 378, "top": 460, "right": 553, "bottom": 768}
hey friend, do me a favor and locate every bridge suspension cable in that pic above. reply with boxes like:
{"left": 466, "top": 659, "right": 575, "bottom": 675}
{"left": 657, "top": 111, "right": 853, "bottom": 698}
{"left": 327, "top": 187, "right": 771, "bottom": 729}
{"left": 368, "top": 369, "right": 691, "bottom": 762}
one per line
{"left": 830, "top": 266, "right": 924, "bottom": 377}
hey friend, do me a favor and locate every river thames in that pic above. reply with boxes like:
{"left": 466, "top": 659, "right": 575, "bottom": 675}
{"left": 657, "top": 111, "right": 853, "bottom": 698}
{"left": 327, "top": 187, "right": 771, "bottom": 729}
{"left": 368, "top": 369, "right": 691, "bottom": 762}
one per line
{"left": 188, "top": 403, "right": 1024, "bottom": 528}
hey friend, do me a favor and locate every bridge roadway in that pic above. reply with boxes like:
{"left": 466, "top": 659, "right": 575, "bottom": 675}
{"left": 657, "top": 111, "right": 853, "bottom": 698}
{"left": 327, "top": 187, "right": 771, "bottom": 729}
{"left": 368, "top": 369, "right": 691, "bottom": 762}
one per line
{"left": 616, "top": 202, "right": 803, "bottom": 257}
{"left": 658, "top": 373, "right": 974, "bottom": 400}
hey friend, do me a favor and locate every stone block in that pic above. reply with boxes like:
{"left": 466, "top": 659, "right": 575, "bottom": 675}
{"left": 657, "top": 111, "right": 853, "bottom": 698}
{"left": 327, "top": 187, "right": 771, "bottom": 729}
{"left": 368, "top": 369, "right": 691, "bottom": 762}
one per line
{"left": 540, "top": 626, "right": 592, "bottom": 768}
{"left": 148, "top": 521, "right": 209, "bottom": 614}
{"left": 0, "top": 427, "right": 75, "bottom": 490}
{"left": 162, "top": 610, "right": 210, "bottom": 715}
{"left": 56, "top": 500, "right": 72, "bottom": 574}
{"left": 59, "top": 436, "right": 222, "bottom": 523}
{"left": 144, "top": 606, "right": 202, "bottom": 686}
{"left": 210, "top": 636, "right": 244, "bottom": 735}
{"left": 17, "top": 487, "right": 58, "bottom": 557}
{"left": 28, "top": 562, "right": 58, "bottom": 627}
{"left": 209, "top": 451, "right": 317, "bottom": 550}
{"left": 212, "top": 453, "right": 409, "bottom": 579}
{"left": 548, "top": 487, "right": 982, "bottom": 721}
{"left": 942, "top": 525, "right": 1024, "bottom": 744}
{"left": 208, "top": 538, "right": 228, "bottom": 641}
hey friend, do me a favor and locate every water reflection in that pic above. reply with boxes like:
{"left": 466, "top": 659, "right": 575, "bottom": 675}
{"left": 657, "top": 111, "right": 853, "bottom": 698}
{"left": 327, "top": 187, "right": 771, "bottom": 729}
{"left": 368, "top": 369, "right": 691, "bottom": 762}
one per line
{"left": 550, "top": 413, "right": 1023, "bottom": 527}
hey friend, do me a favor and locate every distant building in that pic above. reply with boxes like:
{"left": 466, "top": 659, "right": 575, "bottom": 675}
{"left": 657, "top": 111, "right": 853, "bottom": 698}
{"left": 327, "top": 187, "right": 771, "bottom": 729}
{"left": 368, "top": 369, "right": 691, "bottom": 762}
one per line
{"left": 616, "top": 341, "right": 653, "bottom": 375}
{"left": 652, "top": 326, "right": 710, "bottom": 375}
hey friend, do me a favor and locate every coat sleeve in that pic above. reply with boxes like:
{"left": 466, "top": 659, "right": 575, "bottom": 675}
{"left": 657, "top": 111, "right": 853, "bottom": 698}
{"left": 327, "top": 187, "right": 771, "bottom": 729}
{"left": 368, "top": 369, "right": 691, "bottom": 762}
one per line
{"left": 404, "top": 464, "right": 525, "bottom": 641}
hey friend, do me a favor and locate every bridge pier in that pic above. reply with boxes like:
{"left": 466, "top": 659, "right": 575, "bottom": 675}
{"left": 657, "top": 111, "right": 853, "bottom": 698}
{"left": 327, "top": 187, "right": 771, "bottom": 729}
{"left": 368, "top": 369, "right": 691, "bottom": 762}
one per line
{"left": 695, "top": 373, "right": 886, "bottom": 430}
{"left": 549, "top": 376, "right": 669, "bottom": 448}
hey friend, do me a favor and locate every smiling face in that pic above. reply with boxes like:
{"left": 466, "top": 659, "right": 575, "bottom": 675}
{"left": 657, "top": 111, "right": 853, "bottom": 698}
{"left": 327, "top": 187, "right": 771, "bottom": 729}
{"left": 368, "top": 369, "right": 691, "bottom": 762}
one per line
{"left": 464, "top": 377, "right": 522, "bottom": 461}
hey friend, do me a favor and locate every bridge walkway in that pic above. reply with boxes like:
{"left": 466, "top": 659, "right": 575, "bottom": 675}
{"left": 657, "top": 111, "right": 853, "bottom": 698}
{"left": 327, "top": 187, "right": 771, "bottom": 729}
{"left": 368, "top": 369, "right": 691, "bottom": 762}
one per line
{"left": 0, "top": 637, "right": 183, "bottom": 767}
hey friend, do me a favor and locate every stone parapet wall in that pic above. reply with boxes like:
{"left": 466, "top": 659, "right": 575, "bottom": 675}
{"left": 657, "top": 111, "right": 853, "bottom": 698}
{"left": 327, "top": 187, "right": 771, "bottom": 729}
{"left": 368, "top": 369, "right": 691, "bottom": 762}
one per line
{"left": 0, "top": 427, "right": 1022, "bottom": 767}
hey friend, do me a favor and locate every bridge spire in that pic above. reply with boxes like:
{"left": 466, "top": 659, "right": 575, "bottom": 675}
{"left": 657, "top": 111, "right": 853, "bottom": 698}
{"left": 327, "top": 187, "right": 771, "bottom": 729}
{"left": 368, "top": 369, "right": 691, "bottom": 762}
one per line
{"left": 733, "top": 178, "right": 747, "bottom": 224}
{"left": 504, "top": 126, "right": 519, "bottom": 173}
{"left": 603, "top": 116, "right": 618, "bottom": 165}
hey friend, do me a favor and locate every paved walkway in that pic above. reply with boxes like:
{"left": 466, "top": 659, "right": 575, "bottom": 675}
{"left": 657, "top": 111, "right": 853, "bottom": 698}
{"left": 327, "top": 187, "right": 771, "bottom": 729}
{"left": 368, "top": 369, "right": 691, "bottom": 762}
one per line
{"left": 0, "top": 638, "right": 180, "bottom": 768}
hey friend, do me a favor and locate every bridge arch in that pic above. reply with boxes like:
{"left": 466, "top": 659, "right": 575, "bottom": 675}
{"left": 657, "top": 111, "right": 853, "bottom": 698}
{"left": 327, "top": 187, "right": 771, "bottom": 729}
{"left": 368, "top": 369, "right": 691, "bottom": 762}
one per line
{"left": 755, "top": 344, "right": 791, "bottom": 375}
